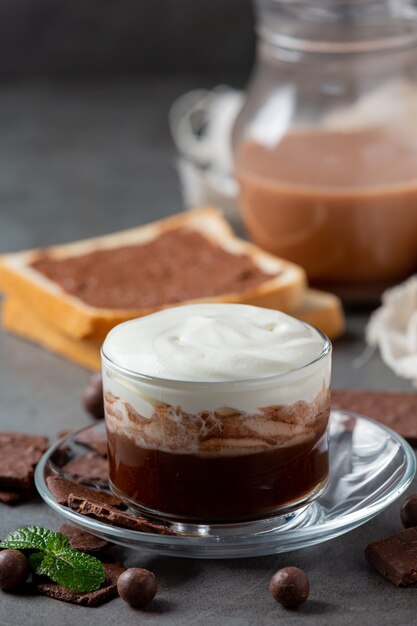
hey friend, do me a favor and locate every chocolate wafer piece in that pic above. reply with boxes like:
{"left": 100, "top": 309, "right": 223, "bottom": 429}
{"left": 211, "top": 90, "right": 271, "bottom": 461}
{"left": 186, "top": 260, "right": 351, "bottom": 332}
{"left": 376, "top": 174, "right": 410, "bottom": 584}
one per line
{"left": 36, "top": 561, "right": 125, "bottom": 607}
{"left": 58, "top": 523, "right": 109, "bottom": 553}
{"left": 0, "top": 432, "right": 49, "bottom": 490}
{"left": 365, "top": 527, "right": 417, "bottom": 586}
{"left": 46, "top": 476, "right": 123, "bottom": 508}
{"left": 62, "top": 452, "right": 109, "bottom": 487}
{"left": 67, "top": 494, "right": 175, "bottom": 535}
{"left": 332, "top": 389, "right": 417, "bottom": 445}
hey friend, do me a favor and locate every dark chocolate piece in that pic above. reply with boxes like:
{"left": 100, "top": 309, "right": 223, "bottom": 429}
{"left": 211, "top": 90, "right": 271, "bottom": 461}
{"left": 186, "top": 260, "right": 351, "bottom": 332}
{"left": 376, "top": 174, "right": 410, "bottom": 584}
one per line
{"left": 0, "top": 432, "right": 49, "bottom": 490}
{"left": 365, "top": 527, "right": 417, "bottom": 586}
{"left": 53, "top": 432, "right": 74, "bottom": 467}
{"left": 46, "top": 476, "right": 123, "bottom": 508}
{"left": 117, "top": 568, "right": 157, "bottom": 607}
{"left": 332, "top": 390, "right": 417, "bottom": 445}
{"left": 62, "top": 452, "right": 109, "bottom": 487}
{"left": 82, "top": 374, "right": 105, "bottom": 420}
{"left": 67, "top": 494, "right": 174, "bottom": 535}
{"left": 269, "top": 567, "right": 309, "bottom": 608}
{"left": 75, "top": 429, "right": 108, "bottom": 458}
{"left": 36, "top": 562, "right": 125, "bottom": 607}
{"left": 50, "top": 446, "right": 71, "bottom": 468}
{"left": 401, "top": 494, "right": 417, "bottom": 528}
{"left": 0, "top": 488, "right": 38, "bottom": 505}
{"left": 58, "top": 523, "right": 109, "bottom": 553}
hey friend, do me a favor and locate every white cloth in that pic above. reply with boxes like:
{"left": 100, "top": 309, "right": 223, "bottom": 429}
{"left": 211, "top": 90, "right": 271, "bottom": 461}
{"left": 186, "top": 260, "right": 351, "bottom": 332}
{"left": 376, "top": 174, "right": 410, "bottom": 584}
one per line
{"left": 366, "top": 275, "right": 417, "bottom": 386}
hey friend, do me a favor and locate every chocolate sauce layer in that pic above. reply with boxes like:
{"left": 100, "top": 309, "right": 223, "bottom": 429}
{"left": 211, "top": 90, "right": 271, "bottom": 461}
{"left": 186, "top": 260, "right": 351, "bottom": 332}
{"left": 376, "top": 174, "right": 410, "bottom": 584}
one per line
{"left": 104, "top": 390, "right": 330, "bottom": 457}
{"left": 105, "top": 391, "right": 330, "bottom": 519}
{"left": 31, "top": 229, "right": 272, "bottom": 309}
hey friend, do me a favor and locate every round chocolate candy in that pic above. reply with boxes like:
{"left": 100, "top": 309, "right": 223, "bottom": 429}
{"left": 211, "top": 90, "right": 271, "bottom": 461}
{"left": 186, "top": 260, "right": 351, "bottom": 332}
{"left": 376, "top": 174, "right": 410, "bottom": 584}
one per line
{"left": 82, "top": 373, "right": 104, "bottom": 419}
{"left": 117, "top": 567, "right": 157, "bottom": 608}
{"left": 0, "top": 550, "right": 30, "bottom": 591}
{"left": 401, "top": 494, "right": 417, "bottom": 528}
{"left": 269, "top": 566, "right": 309, "bottom": 608}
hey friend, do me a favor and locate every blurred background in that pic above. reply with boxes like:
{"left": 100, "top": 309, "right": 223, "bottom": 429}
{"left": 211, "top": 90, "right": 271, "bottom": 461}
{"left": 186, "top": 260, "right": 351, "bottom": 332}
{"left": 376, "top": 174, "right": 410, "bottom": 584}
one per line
{"left": 0, "top": 1, "right": 254, "bottom": 77}
{"left": 0, "top": 0, "right": 254, "bottom": 250}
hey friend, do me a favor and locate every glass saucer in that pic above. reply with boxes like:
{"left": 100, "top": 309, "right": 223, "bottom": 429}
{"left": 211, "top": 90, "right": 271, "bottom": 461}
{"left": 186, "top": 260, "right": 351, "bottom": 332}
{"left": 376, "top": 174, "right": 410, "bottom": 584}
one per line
{"left": 35, "top": 410, "right": 416, "bottom": 559}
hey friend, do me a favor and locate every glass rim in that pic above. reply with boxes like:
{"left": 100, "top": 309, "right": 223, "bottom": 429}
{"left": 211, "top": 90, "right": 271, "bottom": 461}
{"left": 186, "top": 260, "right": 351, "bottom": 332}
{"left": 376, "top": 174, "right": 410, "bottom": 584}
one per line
{"left": 258, "top": 29, "right": 417, "bottom": 54}
{"left": 100, "top": 321, "right": 331, "bottom": 389}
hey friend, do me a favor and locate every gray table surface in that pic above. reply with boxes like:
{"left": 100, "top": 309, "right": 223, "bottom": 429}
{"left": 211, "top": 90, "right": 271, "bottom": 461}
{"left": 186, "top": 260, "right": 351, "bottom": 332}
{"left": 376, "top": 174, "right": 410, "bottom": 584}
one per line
{"left": 0, "top": 79, "right": 415, "bottom": 626}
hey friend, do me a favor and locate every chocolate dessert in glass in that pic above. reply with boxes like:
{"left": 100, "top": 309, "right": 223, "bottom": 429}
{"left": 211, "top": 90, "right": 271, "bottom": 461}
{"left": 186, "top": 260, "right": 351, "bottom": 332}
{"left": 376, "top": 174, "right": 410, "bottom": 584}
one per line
{"left": 102, "top": 303, "right": 331, "bottom": 524}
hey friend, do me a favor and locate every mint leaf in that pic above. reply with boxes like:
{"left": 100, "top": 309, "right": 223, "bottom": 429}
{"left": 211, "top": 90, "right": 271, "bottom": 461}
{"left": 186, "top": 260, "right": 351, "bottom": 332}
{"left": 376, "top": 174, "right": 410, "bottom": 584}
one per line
{"left": 0, "top": 526, "right": 65, "bottom": 551}
{"left": 1, "top": 526, "right": 105, "bottom": 593}
{"left": 36, "top": 550, "right": 105, "bottom": 592}
{"left": 28, "top": 551, "right": 44, "bottom": 574}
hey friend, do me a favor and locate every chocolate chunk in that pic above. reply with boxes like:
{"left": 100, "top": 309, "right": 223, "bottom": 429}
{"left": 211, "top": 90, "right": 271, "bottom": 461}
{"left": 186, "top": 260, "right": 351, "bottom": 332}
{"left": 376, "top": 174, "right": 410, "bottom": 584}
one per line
{"left": 0, "top": 488, "right": 38, "bottom": 505}
{"left": 332, "top": 390, "right": 417, "bottom": 445}
{"left": 365, "top": 527, "right": 417, "bottom": 586}
{"left": 401, "top": 494, "right": 417, "bottom": 528}
{"left": 117, "top": 568, "right": 157, "bottom": 607}
{"left": 46, "top": 476, "right": 123, "bottom": 508}
{"left": 0, "top": 432, "right": 49, "bottom": 490}
{"left": 67, "top": 494, "right": 175, "bottom": 535}
{"left": 36, "top": 562, "right": 125, "bottom": 607}
{"left": 269, "top": 567, "right": 310, "bottom": 608}
{"left": 58, "top": 523, "right": 109, "bottom": 553}
{"left": 62, "top": 452, "right": 108, "bottom": 487}
{"left": 82, "top": 374, "right": 104, "bottom": 419}
{"left": 75, "top": 429, "right": 108, "bottom": 458}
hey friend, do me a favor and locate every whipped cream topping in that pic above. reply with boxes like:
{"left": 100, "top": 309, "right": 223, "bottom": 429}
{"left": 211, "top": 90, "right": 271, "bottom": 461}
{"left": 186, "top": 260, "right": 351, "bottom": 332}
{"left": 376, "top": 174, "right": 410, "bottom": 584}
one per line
{"left": 103, "top": 304, "right": 325, "bottom": 382}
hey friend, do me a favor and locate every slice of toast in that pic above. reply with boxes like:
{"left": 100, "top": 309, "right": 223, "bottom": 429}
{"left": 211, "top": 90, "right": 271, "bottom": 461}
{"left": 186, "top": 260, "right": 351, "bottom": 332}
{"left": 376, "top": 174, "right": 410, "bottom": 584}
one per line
{"left": 2, "top": 298, "right": 101, "bottom": 371}
{"left": 2, "top": 289, "right": 344, "bottom": 372}
{"left": 292, "top": 289, "right": 345, "bottom": 339}
{"left": 0, "top": 207, "right": 306, "bottom": 340}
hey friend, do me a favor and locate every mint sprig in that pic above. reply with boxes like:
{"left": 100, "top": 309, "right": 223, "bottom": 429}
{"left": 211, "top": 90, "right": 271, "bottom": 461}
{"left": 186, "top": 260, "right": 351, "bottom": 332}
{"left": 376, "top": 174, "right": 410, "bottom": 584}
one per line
{"left": 0, "top": 526, "right": 105, "bottom": 593}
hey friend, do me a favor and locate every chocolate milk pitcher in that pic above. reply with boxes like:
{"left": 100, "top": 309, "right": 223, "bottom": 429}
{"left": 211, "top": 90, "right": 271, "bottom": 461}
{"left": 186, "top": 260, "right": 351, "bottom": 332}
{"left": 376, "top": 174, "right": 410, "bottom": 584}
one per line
{"left": 234, "top": 0, "right": 417, "bottom": 296}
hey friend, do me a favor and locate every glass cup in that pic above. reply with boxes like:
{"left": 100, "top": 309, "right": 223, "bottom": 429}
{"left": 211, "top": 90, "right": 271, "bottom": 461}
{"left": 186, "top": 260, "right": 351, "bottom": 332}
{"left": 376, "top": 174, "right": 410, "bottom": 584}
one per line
{"left": 102, "top": 324, "right": 331, "bottom": 524}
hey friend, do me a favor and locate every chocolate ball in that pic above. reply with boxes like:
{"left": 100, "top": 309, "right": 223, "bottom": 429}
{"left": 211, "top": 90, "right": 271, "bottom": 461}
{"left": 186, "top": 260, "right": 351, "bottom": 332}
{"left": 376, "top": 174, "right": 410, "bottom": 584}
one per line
{"left": 117, "top": 568, "right": 157, "bottom": 608}
{"left": 82, "top": 373, "right": 104, "bottom": 419}
{"left": 401, "top": 494, "right": 417, "bottom": 528}
{"left": 269, "top": 566, "right": 309, "bottom": 608}
{"left": 0, "top": 550, "right": 30, "bottom": 591}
